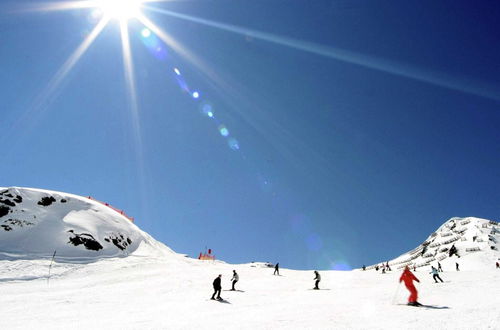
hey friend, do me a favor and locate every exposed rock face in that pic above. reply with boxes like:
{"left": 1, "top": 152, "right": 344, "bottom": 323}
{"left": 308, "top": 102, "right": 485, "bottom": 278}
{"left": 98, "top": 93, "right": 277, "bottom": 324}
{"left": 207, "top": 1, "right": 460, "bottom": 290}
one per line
{"left": 37, "top": 196, "right": 56, "bottom": 206}
{"left": 67, "top": 230, "right": 104, "bottom": 251}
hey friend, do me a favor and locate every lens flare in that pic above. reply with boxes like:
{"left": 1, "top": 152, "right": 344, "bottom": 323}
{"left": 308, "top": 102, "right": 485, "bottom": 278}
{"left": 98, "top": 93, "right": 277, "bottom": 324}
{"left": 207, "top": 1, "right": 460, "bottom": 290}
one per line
{"left": 141, "top": 28, "right": 151, "bottom": 38}
{"left": 330, "top": 261, "right": 351, "bottom": 271}
{"left": 228, "top": 138, "right": 240, "bottom": 150}
{"left": 192, "top": 91, "right": 200, "bottom": 99}
{"left": 218, "top": 125, "right": 229, "bottom": 137}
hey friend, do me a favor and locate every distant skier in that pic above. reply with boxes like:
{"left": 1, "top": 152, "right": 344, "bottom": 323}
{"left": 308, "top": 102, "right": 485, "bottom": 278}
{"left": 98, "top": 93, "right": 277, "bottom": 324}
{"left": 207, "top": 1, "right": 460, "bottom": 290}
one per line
{"left": 211, "top": 274, "right": 222, "bottom": 300}
{"left": 430, "top": 266, "right": 444, "bottom": 283}
{"left": 386, "top": 262, "right": 391, "bottom": 271}
{"left": 456, "top": 262, "right": 460, "bottom": 271}
{"left": 449, "top": 244, "right": 459, "bottom": 258}
{"left": 496, "top": 261, "right": 499, "bottom": 269}
{"left": 362, "top": 265, "right": 366, "bottom": 271}
{"left": 400, "top": 266, "right": 421, "bottom": 306}
{"left": 230, "top": 270, "right": 239, "bottom": 291}
{"left": 313, "top": 271, "right": 321, "bottom": 289}
{"left": 274, "top": 263, "right": 280, "bottom": 275}
{"left": 437, "top": 262, "right": 443, "bottom": 272}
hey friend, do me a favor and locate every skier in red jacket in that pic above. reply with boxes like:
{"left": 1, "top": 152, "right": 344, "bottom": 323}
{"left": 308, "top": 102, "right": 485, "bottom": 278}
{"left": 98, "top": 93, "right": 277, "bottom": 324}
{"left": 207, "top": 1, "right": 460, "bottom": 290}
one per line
{"left": 400, "top": 266, "right": 421, "bottom": 306}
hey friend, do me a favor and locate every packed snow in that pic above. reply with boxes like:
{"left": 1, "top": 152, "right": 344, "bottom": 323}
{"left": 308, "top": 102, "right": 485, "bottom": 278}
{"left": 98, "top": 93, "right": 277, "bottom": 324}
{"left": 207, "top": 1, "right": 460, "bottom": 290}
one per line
{"left": 0, "top": 187, "right": 498, "bottom": 329}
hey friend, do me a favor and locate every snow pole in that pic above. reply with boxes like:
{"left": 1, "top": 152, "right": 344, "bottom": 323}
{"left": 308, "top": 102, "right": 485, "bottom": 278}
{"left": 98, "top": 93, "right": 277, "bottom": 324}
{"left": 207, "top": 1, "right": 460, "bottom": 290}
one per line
{"left": 391, "top": 282, "right": 401, "bottom": 305}
{"left": 47, "top": 250, "right": 57, "bottom": 286}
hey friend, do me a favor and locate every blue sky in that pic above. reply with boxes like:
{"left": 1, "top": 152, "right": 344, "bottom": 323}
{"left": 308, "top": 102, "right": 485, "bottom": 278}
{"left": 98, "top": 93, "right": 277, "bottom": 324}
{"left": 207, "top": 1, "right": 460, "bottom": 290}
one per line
{"left": 1, "top": 0, "right": 499, "bottom": 270}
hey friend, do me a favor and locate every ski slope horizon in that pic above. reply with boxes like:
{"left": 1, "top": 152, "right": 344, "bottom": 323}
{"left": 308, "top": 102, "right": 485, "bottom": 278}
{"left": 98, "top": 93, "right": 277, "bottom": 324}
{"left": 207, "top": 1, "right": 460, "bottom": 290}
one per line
{"left": 0, "top": 186, "right": 498, "bottom": 268}
{"left": 0, "top": 187, "right": 499, "bottom": 329}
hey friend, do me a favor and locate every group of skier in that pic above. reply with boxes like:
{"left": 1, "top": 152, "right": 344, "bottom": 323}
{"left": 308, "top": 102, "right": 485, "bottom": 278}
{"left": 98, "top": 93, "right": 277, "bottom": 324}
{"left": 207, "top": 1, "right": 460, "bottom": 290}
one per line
{"left": 211, "top": 263, "right": 322, "bottom": 300}
{"left": 211, "top": 258, "right": 496, "bottom": 305}
{"left": 211, "top": 270, "right": 240, "bottom": 300}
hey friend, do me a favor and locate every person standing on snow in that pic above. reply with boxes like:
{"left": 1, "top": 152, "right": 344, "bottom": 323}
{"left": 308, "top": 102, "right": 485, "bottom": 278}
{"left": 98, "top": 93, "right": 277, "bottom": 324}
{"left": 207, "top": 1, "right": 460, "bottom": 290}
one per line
{"left": 400, "top": 266, "right": 421, "bottom": 306}
{"left": 313, "top": 271, "right": 321, "bottom": 289}
{"left": 230, "top": 270, "right": 239, "bottom": 291}
{"left": 437, "top": 262, "right": 443, "bottom": 272}
{"left": 430, "top": 266, "right": 444, "bottom": 283}
{"left": 456, "top": 262, "right": 460, "bottom": 271}
{"left": 211, "top": 274, "right": 222, "bottom": 300}
{"left": 274, "top": 263, "right": 280, "bottom": 275}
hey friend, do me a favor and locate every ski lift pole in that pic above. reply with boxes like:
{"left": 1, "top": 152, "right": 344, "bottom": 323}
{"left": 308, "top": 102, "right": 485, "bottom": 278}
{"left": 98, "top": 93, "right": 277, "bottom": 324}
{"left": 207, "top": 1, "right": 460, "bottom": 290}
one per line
{"left": 47, "top": 250, "right": 57, "bottom": 286}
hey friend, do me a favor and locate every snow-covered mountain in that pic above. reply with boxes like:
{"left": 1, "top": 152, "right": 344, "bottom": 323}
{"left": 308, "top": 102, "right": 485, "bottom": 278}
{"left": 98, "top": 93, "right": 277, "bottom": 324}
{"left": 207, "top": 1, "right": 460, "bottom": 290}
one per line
{"left": 369, "top": 217, "right": 499, "bottom": 271}
{"left": 0, "top": 187, "right": 173, "bottom": 260}
{"left": 0, "top": 187, "right": 498, "bottom": 329}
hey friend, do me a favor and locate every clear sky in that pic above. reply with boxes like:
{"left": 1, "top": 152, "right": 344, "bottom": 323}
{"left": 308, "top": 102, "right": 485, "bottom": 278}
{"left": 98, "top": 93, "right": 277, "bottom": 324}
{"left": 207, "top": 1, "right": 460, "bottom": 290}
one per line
{"left": 1, "top": 0, "right": 499, "bottom": 270}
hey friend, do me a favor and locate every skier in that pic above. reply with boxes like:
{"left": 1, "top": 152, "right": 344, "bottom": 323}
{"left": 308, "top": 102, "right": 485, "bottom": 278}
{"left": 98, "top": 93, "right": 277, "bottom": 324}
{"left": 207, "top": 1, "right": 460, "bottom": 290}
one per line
{"left": 211, "top": 274, "right": 222, "bottom": 300}
{"left": 430, "top": 266, "right": 444, "bottom": 283}
{"left": 437, "top": 262, "right": 443, "bottom": 272}
{"left": 230, "top": 270, "right": 239, "bottom": 291}
{"left": 362, "top": 265, "right": 366, "bottom": 271}
{"left": 386, "top": 262, "right": 391, "bottom": 271}
{"left": 449, "top": 244, "right": 459, "bottom": 257}
{"left": 496, "top": 261, "right": 499, "bottom": 269}
{"left": 456, "top": 262, "right": 460, "bottom": 271}
{"left": 313, "top": 271, "right": 321, "bottom": 289}
{"left": 399, "top": 266, "right": 421, "bottom": 306}
{"left": 274, "top": 263, "right": 280, "bottom": 275}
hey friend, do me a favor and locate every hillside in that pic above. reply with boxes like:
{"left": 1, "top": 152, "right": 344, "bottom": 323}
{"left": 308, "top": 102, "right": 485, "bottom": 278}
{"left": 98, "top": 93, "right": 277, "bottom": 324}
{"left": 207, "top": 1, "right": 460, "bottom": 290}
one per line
{"left": 0, "top": 187, "right": 498, "bottom": 329}
{"left": 0, "top": 187, "right": 173, "bottom": 260}
{"left": 368, "top": 217, "right": 499, "bottom": 272}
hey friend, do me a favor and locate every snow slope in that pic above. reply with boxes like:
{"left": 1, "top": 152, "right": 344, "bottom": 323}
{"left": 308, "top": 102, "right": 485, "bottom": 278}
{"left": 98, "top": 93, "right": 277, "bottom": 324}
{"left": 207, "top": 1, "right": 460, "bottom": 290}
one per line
{"left": 0, "top": 187, "right": 173, "bottom": 260}
{"left": 0, "top": 188, "right": 498, "bottom": 329}
{"left": 369, "top": 217, "right": 500, "bottom": 272}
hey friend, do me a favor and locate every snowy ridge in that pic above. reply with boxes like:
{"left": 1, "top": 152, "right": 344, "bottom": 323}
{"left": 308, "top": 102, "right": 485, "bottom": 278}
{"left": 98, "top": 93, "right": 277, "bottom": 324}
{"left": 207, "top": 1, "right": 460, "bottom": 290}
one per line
{"left": 370, "top": 217, "right": 499, "bottom": 271}
{"left": 0, "top": 189, "right": 498, "bottom": 329}
{"left": 0, "top": 187, "right": 174, "bottom": 260}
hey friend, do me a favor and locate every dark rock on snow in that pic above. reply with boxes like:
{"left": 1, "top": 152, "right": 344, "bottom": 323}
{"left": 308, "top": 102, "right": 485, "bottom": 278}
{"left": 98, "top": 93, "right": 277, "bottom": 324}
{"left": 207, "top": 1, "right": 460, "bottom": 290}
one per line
{"left": 67, "top": 230, "right": 103, "bottom": 251}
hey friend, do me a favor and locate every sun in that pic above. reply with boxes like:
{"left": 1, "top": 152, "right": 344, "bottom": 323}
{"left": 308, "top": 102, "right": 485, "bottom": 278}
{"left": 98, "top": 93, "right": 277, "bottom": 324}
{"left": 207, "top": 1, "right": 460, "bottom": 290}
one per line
{"left": 97, "top": 0, "right": 143, "bottom": 20}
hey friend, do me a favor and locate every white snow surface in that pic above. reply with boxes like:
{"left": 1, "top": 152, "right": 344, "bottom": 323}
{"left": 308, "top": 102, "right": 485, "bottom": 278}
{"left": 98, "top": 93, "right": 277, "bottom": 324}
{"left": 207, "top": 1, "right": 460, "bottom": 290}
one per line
{"left": 0, "top": 187, "right": 499, "bottom": 329}
{"left": 0, "top": 187, "right": 172, "bottom": 260}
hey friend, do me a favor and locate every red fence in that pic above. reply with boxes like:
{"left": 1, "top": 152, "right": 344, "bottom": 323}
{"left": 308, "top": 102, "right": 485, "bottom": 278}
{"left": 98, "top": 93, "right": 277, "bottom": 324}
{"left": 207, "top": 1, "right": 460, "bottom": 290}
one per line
{"left": 87, "top": 196, "right": 134, "bottom": 222}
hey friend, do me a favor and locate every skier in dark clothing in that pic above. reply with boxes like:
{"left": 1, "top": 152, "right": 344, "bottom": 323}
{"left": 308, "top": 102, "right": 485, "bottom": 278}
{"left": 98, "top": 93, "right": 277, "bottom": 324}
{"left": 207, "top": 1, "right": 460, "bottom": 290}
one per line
{"left": 313, "top": 271, "right": 321, "bottom": 289}
{"left": 456, "top": 262, "right": 460, "bottom": 271}
{"left": 274, "top": 263, "right": 280, "bottom": 275}
{"left": 430, "top": 266, "right": 444, "bottom": 283}
{"left": 231, "top": 270, "right": 239, "bottom": 291}
{"left": 362, "top": 265, "right": 366, "bottom": 271}
{"left": 496, "top": 261, "right": 499, "bottom": 269}
{"left": 211, "top": 274, "right": 222, "bottom": 300}
{"left": 437, "top": 262, "right": 443, "bottom": 272}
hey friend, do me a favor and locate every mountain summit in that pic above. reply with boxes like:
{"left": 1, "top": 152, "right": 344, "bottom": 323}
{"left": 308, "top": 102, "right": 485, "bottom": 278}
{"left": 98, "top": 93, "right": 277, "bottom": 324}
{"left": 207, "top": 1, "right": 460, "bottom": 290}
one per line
{"left": 373, "top": 217, "right": 499, "bottom": 271}
{"left": 0, "top": 187, "right": 172, "bottom": 260}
